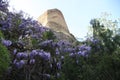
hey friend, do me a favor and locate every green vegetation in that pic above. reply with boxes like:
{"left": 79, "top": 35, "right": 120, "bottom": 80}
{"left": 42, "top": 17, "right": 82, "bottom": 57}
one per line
{"left": 0, "top": 0, "right": 120, "bottom": 80}
{"left": 0, "top": 43, "right": 10, "bottom": 78}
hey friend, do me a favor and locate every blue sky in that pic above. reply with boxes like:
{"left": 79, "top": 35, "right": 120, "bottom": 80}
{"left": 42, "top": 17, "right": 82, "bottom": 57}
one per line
{"left": 9, "top": 0, "right": 120, "bottom": 40}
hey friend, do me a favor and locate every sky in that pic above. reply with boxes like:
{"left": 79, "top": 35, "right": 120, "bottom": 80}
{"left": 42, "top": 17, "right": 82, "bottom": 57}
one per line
{"left": 9, "top": 0, "right": 120, "bottom": 40}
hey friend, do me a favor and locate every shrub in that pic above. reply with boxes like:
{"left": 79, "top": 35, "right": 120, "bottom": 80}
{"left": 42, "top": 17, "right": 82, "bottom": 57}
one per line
{"left": 0, "top": 43, "right": 10, "bottom": 78}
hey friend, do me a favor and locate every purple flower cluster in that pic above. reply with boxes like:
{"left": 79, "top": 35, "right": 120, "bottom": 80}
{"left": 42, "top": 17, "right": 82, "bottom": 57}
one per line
{"left": 40, "top": 40, "right": 71, "bottom": 49}
{"left": 40, "top": 40, "right": 53, "bottom": 47}
{"left": 68, "top": 45, "right": 91, "bottom": 57}
{"left": 64, "top": 47, "right": 76, "bottom": 53}
{"left": 77, "top": 45, "right": 91, "bottom": 56}
{"left": 18, "top": 18, "right": 48, "bottom": 39}
{"left": 0, "top": 7, "right": 49, "bottom": 42}
{"left": 13, "top": 49, "right": 51, "bottom": 69}
{"left": 30, "top": 50, "right": 51, "bottom": 60}
{"left": 57, "top": 40, "right": 71, "bottom": 47}
{"left": 38, "top": 50, "right": 51, "bottom": 60}
{"left": 29, "top": 50, "right": 38, "bottom": 59}
{"left": 2, "top": 39, "right": 12, "bottom": 47}
{"left": 0, "top": 12, "right": 15, "bottom": 31}
{"left": 16, "top": 52, "right": 28, "bottom": 59}
{"left": 0, "top": 0, "right": 8, "bottom": 12}
{"left": 13, "top": 52, "right": 27, "bottom": 69}
{"left": 78, "top": 44, "right": 91, "bottom": 51}
{"left": 13, "top": 59, "right": 25, "bottom": 69}
{"left": 88, "top": 38, "right": 100, "bottom": 44}
{"left": 19, "top": 18, "right": 32, "bottom": 29}
{"left": 29, "top": 59, "right": 35, "bottom": 64}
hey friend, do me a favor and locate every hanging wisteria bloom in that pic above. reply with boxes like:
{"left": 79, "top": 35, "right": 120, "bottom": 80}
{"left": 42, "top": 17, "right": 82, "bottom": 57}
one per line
{"left": 1, "top": 39, "right": 12, "bottom": 47}
{"left": 40, "top": 40, "right": 53, "bottom": 47}
{"left": 15, "top": 60, "right": 25, "bottom": 69}
{"left": 29, "top": 49, "right": 51, "bottom": 60}
{"left": 57, "top": 40, "right": 71, "bottom": 47}
{"left": 29, "top": 50, "right": 38, "bottom": 59}
{"left": 78, "top": 45, "right": 91, "bottom": 51}
{"left": 16, "top": 52, "right": 28, "bottom": 59}
{"left": 38, "top": 50, "right": 51, "bottom": 61}
{"left": 77, "top": 45, "right": 91, "bottom": 57}
{"left": 29, "top": 59, "right": 35, "bottom": 64}
{"left": 0, "top": 0, "right": 8, "bottom": 12}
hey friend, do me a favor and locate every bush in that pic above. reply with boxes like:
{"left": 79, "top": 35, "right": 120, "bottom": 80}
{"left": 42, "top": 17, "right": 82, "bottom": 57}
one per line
{"left": 42, "top": 30, "right": 56, "bottom": 40}
{"left": 0, "top": 43, "right": 10, "bottom": 78}
{"left": 1, "top": 0, "right": 120, "bottom": 79}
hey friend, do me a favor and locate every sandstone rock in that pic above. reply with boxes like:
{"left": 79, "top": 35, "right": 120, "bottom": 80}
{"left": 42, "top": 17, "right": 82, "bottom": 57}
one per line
{"left": 38, "top": 9, "right": 76, "bottom": 42}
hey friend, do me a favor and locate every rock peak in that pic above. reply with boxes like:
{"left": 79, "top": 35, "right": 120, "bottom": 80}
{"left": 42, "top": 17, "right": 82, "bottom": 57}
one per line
{"left": 37, "top": 9, "right": 76, "bottom": 42}
{"left": 38, "top": 8, "right": 70, "bottom": 34}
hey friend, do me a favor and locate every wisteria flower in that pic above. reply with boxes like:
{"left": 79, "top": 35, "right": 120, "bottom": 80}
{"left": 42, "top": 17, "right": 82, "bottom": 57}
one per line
{"left": 15, "top": 60, "right": 25, "bottom": 69}
{"left": 16, "top": 52, "right": 28, "bottom": 59}
{"left": 29, "top": 59, "right": 35, "bottom": 64}
{"left": 2, "top": 39, "right": 12, "bottom": 47}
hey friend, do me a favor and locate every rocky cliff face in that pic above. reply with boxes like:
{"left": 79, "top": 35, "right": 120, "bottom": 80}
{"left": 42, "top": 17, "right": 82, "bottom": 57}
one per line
{"left": 38, "top": 9, "right": 76, "bottom": 42}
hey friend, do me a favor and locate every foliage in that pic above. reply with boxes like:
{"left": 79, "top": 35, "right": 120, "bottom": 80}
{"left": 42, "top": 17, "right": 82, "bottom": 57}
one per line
{"left": 0, "top": 43, "right": 10, "bottom": 78}
{"left": 0, "top": 0, "right": 120, "bottom": 80}
{"left": 42, "top": 30, "right": 56, "bottom": 40}
{"left": 0, "top": 30, "right": 10, "bottom": 78}
{"left": 86, "top": 19, "right": 120, "bottom": 80}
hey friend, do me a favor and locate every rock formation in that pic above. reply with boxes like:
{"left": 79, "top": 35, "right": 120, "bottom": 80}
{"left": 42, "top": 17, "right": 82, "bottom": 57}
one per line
{"left": 38, "top": 9, "right": 76, "bottom": 42}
